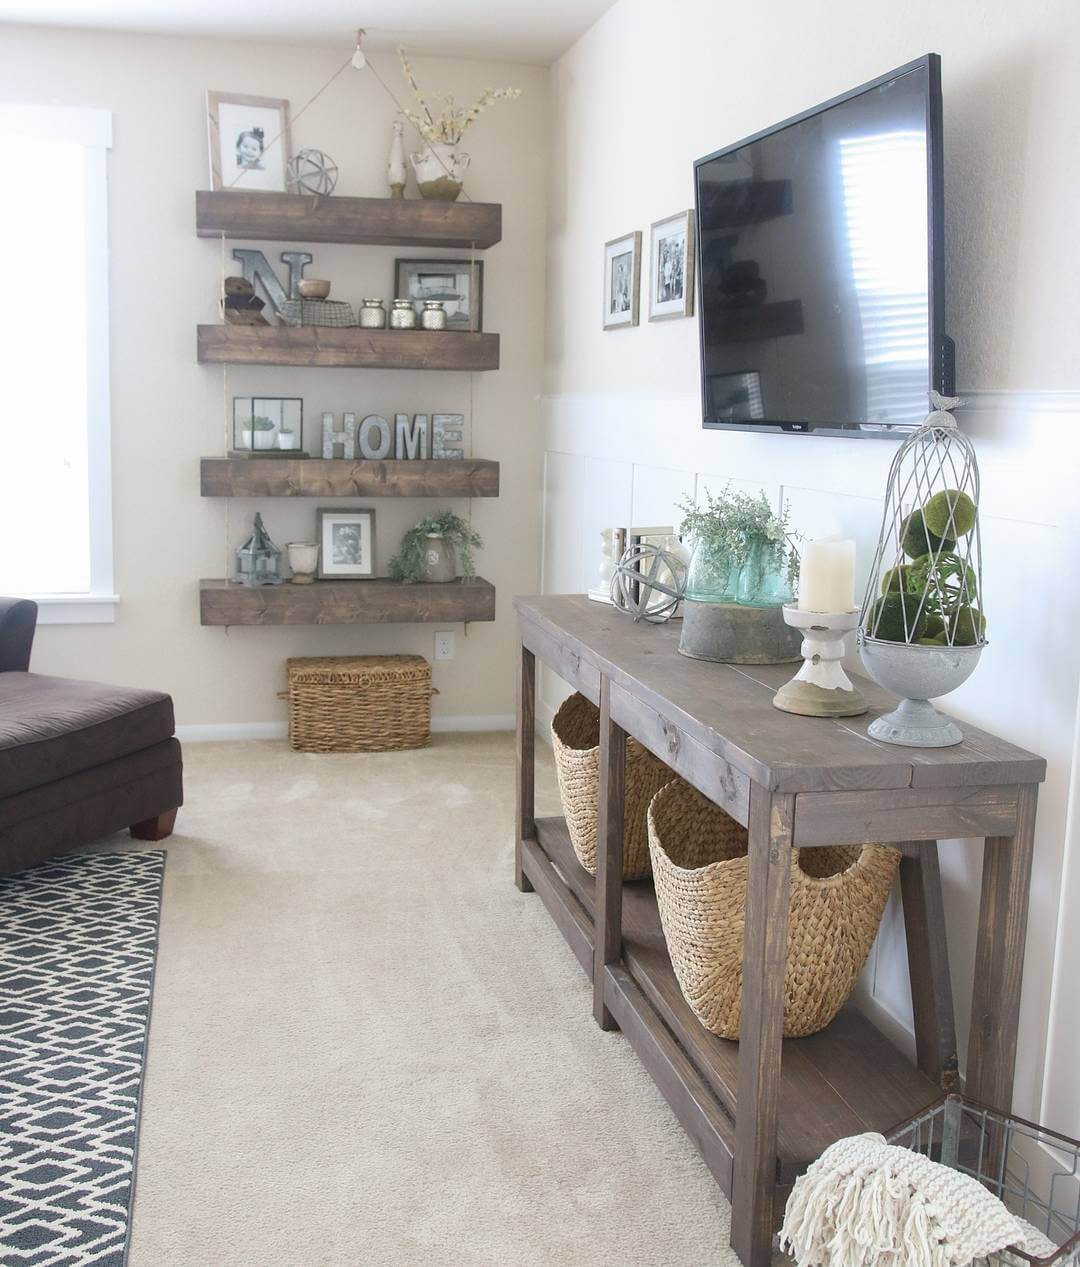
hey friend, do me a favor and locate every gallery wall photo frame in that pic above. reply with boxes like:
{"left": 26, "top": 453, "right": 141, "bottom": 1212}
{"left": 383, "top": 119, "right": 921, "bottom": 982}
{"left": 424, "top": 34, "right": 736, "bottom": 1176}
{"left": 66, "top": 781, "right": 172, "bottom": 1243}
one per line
{"left": 603, "top": 230, "right": 641, "bottom": 330}
{"left": 316, "top": 508, "right": 376, "bottom": 580}
{"left": 649, "top": 210, "right": 695, "bottom": 321}
{"left": 207, "top": 91, "right": 292, "bottom": 192}
{"left": 394, "top": 259, "right": 484, "bottom": 332}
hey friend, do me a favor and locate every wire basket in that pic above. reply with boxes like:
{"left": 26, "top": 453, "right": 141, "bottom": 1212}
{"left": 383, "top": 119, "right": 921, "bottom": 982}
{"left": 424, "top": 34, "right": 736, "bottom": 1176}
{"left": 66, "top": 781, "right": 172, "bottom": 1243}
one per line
{"left": 887, "top": 1095, "right": 1080, "bottom": 1265}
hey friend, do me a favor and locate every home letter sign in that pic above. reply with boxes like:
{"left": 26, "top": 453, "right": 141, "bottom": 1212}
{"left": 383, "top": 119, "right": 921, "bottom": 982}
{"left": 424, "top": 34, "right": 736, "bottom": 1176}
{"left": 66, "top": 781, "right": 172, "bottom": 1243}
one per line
{"left": 432, "top": 414, "right": 465, "bottom": 460}
{"left": 322, "top": 411, "right": 357, "bottom": 459}
{"left": 394, "top": 414, "right": 430, "bottom": 460}
{"left": 358, "top": 415, "right": 393, "bottom": 460}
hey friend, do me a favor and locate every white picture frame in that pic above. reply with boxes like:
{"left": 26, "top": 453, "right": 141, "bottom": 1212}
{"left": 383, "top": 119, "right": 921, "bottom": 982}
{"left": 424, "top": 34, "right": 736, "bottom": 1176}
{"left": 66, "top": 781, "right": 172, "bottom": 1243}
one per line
{"left": 603, "top": 230, "right": 641, "bottom": 330}
{"left": 317, "top": 509, "right": 375, "bottom": 580}
{"left": 207, "top": 91, "right": 292, "bottom": 192}
{"left": 649, "top": 210, "right": 695, "bottom": 321}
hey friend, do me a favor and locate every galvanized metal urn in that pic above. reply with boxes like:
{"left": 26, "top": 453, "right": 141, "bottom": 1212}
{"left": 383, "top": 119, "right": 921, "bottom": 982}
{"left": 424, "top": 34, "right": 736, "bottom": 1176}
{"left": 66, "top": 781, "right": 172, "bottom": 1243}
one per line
{"left": 857, "top": 395, "right": 986, "bottom": 746}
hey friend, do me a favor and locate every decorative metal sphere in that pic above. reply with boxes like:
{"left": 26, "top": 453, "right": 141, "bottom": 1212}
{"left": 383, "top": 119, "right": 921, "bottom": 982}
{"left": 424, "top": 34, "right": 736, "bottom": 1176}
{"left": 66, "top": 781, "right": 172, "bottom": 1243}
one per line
{"left": 610, "top": 544, "right": 688, "bottom": 624}
{"left": 286, "top": 149, "right": 339, "bottom": 196}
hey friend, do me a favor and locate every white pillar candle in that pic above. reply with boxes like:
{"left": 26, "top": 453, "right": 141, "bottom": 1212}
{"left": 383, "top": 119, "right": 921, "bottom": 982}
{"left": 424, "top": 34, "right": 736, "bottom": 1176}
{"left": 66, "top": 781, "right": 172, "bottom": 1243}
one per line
{"left": 798, "top": 539, "right": 856, "bottom": 613}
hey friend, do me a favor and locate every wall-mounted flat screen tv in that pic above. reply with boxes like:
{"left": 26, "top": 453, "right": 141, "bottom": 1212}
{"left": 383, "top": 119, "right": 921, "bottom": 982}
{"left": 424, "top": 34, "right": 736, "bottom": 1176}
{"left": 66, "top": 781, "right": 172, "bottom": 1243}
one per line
{"left": 694, "top": 54, "right": 954, "bottom": 436}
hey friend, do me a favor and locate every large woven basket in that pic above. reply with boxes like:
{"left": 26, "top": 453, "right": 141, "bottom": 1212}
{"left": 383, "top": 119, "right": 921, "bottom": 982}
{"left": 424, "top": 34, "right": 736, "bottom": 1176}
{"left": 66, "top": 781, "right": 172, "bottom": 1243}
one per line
{"left": 647, "top": 779, "right": 900, "bottom": 1037}
{"left": 551, "top": 692, "right": 675, "bottom": 880}
{"left": 284, "top": 655, "right": 433, "bottom": 753}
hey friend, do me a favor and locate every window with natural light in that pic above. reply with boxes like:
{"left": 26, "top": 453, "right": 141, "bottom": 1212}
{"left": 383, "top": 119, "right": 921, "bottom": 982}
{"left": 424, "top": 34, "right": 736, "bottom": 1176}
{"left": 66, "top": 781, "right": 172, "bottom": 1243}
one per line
{"left": 0, "top": 105, "right": 114, "bottom": 621}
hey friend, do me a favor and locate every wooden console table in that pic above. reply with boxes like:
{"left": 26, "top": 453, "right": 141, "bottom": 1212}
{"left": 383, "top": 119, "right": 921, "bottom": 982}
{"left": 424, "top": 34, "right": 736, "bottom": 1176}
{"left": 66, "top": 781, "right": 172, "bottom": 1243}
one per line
{"left": 514, "top": 595, "right": 1044, "bottom": 1267}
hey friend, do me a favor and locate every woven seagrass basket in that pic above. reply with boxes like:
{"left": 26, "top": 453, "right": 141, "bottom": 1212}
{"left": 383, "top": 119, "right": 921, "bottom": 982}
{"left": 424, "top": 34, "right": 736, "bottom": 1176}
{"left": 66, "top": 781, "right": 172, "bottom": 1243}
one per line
{"left": 647, "top": 779, "right": 901, "bottom": 1037}
{"left": 283, "top": 655, "right": 434, "bottom": 753}
{"left": 551, "top": 692, "right": 676, "bottom": 880}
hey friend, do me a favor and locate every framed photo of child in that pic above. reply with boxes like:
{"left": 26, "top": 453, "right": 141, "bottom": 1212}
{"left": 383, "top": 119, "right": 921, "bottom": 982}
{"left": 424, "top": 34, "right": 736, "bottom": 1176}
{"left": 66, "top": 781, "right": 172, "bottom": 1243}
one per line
{"left": 206, "top": 91, "right": 292, "bottom": 192}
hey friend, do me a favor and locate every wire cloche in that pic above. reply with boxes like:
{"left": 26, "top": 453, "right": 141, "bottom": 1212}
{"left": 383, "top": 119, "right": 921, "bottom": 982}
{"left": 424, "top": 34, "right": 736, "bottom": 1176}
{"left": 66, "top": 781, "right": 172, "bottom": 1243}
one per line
{"left": 857, "top": 393, "right": 986, "bottom": 746}
{"left": 286, "top": 148, "right": 339, "bottom": 197}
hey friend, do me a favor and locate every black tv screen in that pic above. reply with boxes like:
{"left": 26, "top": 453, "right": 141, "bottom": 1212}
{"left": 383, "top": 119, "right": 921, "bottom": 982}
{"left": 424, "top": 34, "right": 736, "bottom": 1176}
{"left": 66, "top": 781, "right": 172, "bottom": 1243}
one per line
{"left": 694, "top": 55, "right": 953, "bottom": 436}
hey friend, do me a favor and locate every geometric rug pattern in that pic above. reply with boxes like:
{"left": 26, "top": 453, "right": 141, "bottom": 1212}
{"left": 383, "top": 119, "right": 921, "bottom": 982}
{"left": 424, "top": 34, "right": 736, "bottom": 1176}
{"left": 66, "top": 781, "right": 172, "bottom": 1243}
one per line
{"left": 0, "top": 852, "right": 165, "bottom": 1266}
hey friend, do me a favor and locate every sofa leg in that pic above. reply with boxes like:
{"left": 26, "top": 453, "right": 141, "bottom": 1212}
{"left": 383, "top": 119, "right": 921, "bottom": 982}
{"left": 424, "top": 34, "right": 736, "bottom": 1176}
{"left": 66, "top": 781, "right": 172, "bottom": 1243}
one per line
{"left": 130, "top": 808, "right": 178, "bottom": 841}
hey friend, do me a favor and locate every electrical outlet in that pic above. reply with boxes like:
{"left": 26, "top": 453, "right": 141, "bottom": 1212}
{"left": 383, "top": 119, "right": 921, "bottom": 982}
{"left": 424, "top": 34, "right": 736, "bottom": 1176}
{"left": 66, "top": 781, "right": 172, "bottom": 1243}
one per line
{"left": 434, "top": 630, "right": 455, "bottom": 661}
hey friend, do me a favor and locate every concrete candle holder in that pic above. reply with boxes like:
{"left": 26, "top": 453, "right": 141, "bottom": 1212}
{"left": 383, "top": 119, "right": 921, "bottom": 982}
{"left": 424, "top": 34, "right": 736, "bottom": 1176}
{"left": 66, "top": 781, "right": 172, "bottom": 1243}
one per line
{"left": 773, "top": 605, "right": 867, "bottom": 717}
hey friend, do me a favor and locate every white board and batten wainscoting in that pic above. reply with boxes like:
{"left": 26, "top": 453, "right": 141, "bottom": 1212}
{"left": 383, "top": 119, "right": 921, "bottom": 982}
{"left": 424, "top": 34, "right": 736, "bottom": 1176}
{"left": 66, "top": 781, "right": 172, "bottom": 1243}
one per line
{"left": 539, "top": 386, "right": 1080, "bottom": 1139}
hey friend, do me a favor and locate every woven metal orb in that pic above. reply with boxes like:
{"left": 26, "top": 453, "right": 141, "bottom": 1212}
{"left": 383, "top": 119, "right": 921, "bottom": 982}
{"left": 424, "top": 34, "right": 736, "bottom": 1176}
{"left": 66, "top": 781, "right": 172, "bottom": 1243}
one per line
{"left": 610, "top": 544, "right": 687, "bottom": 624}
{"left": 286, "top": 149, "right": 339, "bottom": 196}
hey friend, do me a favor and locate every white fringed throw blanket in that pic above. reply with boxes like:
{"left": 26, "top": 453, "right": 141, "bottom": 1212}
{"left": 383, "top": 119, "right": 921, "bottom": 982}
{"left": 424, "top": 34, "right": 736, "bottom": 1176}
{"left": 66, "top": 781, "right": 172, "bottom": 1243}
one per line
{"left": 779, "top": 1132, "right": 1053, "bottom": 1267}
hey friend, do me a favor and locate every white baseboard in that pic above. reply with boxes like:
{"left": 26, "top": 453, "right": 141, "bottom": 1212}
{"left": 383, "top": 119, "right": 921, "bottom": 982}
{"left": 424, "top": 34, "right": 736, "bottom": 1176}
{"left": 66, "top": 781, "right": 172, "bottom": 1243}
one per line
{"left": 176, "top": 715, "right": 514, "bottom": 743}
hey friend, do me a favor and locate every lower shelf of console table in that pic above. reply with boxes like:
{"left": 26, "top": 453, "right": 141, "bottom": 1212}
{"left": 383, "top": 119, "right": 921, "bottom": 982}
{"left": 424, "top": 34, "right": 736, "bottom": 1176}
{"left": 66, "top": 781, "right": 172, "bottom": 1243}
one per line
{"left": 522, "top": 815, "right": 941, "bottom": 1200}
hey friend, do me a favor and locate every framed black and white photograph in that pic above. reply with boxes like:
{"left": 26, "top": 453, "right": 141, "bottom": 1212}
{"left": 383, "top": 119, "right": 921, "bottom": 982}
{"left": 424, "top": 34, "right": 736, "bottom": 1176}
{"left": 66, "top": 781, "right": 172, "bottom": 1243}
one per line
{"left": 207, "top": 91, "right": 292, "bottom": 192}
{"left": 232, "top": 397, "right": 303, "bottom": 453}
{"left": 317, "top": 509, "right": 375, "bottom": 580}
{"left": 603, "top": 231, "right": 641, "bottom": 330}
{"left": 394, "top": 259, "right": 483, "bottom": 331}
{"left": 649, "top": 210, "right": 695, "bottom": 321}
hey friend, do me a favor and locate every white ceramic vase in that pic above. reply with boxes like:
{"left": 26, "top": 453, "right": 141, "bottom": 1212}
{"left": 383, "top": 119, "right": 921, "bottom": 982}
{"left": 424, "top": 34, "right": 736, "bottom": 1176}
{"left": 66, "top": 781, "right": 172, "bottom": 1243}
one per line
{"left": 286, "top": 542, "right": 319, "bottom": 584}
{"left": 242, "top": 429, "right": 275, "bottom": 451}
{"left": 277, "top": 432, "right": 299, "bottom": 451}
{"left": 422, "top": 533, "right": 457, "bottom": 583}
{"left": 410, "top": 141, "right": 470, "bottom": 202}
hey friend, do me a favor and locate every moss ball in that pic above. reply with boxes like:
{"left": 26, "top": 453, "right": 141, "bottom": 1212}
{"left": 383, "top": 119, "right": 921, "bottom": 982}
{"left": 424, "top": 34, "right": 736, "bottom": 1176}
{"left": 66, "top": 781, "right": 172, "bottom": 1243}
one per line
{"left": 868, "top": 592, "right": 927, "bottom": 643}
{"left": 917, "top": 632, "right": 949, "bottom": 646}
{"left": 881, "top": 565, "right": 912, "bottom": 594}
{"left": 924, "top": 489, "right": 976, "bottom": 540}
{"left": 921, "top": 612, "right": 946, "bottom": 640}
{"left": 947, "top": 605, "right": 987, "bottom": 646}
{"left": 900, "top": 509, "right": 955, "bottom": 560}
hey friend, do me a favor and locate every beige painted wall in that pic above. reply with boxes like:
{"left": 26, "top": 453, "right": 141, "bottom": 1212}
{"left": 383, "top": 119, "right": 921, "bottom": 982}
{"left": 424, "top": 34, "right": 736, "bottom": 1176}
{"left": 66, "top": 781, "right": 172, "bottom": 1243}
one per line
{"left": 0, "top": 24, "right": 547, "bottom": 728}
{"left": 543, "top": 0, "right": 1080, "bottom": 1133}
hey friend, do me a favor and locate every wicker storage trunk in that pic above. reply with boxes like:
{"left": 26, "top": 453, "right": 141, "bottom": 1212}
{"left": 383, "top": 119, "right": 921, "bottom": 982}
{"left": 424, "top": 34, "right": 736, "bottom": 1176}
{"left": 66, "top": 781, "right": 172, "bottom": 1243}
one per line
{"left": 647, "top": 779, "right": 900, "bottom": 1037}
{"left": 284, "top": 655, "right": 433, "bottom": 753}
{"left": 551, "top": 692, "right": 675, "bottom": 880}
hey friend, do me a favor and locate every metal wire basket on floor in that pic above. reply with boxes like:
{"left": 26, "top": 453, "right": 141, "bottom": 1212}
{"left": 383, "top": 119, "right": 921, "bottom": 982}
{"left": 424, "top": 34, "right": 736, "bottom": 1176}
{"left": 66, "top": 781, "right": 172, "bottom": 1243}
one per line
{"left": 887, "top": 1095, "right": 1080, "bottom": 1265}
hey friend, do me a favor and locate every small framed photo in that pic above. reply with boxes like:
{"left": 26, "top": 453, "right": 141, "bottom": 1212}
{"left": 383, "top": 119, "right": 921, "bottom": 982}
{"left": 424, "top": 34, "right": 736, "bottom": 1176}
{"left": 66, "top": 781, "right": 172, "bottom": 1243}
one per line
{"left": 317, "top": 509, "right": 375, "bottom": 580}
{"left": 649, "top": 210, "right": 695, "bottom": 321}
{"left": 232, "top": 398, "right": 303, "bottom": 453}
{"left": 603, "top": 231, "right": 641, "bottom": 330}
{"left": 394, "top": 259, "right": 483, "bottom": 331}
{"left": 207, "top": 91, "right": 292, "bottom": 192}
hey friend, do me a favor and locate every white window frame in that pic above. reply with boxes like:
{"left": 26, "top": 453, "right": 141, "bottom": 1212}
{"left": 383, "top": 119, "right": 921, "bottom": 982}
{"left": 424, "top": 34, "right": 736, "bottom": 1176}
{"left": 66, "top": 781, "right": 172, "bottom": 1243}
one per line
{"left": 0, "top": 104, "right": 116, "bottom": 624}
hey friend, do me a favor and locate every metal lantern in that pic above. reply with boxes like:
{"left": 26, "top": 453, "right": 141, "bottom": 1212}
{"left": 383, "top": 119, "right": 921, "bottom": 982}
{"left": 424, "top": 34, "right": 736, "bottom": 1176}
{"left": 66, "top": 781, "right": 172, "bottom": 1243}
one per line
{"left": 235, "top": 513, "right": 284, "bottom": 587}
{"left": 286, "top": 148, "right": 339, "bottom": 196}
{"left": 610, "top": 543, "right": 687, "bottom": 623}
{"left": 857, "top": 394, "right": 986, "bottom": 746}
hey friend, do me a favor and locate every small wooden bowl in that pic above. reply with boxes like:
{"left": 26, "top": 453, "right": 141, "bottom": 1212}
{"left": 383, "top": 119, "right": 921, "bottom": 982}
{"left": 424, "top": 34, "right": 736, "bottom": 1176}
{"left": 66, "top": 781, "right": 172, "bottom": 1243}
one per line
{"left": 298, "top": 279, "right": 331, "bottom": 299}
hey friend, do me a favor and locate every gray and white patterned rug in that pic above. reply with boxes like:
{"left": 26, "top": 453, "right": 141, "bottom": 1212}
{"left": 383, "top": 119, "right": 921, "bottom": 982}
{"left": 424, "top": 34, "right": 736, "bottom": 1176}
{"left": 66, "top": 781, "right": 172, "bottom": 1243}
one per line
{"left": 0, "top": 851, "right": 165, "bottom": 1266}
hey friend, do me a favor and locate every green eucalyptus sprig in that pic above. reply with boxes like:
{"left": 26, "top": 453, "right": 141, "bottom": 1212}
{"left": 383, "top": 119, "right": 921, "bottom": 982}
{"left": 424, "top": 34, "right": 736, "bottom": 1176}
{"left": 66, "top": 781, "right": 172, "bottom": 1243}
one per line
{"left": 678, "top": 485, "right": 801, "bottom": 588}
{"left": 389, "top": 510, "right": 483, "bottom": 584}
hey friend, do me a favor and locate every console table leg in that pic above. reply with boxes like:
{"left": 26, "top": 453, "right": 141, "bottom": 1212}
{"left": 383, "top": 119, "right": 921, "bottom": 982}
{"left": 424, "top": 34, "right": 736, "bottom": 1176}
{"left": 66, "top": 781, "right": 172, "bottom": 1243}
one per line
{"left": 899, "top": 841, "right": 959, "bottom": 1090}
{"left": 732, "top": 785, "right": 794, "bottom": 1267}
{"left": 593, "top": 676, "right": 626, "bottom": 1030}
{"left": 966, "top": 783, "right": 1038, "bottom": 1111}
{"left": 515, "top": 643, "right": 536, "bottom": 893}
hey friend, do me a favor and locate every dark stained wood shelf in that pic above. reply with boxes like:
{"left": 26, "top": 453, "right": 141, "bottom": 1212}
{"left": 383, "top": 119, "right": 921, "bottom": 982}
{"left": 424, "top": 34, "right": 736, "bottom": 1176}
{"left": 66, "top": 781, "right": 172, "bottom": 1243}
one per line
{"left": 197, "top": 325, "right": 500, "bottom": 370}
{"left": 200, "top": 577, "right": 495, "bottom": 626}
{"left": 525, "top": 815, "right": 941, "bottom": 1186}
{"left": 200, "top": 457, "right": 500, "bottom": 499}
{"left": 196, "top": 189, "right": 502, "bottom": 248}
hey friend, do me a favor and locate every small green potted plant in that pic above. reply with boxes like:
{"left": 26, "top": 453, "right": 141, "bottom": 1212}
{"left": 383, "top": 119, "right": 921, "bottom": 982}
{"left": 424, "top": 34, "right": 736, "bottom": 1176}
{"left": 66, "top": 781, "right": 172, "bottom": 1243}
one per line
{"left": 678, "top": 485, "right": 799, "bottom": 606}
{"left": 242, "top": 415, "right": 276, "bottom": 451}
{"left": 389, "top": 510, "right": 483, "bottom": 584}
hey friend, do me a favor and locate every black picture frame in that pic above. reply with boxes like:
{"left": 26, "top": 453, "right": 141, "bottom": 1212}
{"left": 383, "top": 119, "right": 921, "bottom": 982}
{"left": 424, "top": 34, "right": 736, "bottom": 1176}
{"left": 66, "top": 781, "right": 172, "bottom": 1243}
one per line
{"left": 394, "top": 258, "right": 484, "bottom": 332}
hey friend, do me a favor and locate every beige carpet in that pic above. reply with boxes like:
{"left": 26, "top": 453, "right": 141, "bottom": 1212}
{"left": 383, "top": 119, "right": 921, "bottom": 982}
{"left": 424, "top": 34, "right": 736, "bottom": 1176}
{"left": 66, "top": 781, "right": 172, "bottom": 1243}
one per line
{"left": 86, "top": 734, "right": 746, "bottom": 1266}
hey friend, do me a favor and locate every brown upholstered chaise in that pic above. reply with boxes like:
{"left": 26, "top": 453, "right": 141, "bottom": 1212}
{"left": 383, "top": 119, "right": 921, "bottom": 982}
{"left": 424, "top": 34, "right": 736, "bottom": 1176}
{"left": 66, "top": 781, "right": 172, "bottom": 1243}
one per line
{"left": 0, "top": 597, "right": 183, "bottom": 875}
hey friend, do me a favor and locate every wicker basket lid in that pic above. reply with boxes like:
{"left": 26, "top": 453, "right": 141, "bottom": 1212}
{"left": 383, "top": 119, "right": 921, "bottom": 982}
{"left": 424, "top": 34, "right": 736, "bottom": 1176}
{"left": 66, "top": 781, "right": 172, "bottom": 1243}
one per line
{"left": 286, "top": 654, "right": 430, "bottom": 685}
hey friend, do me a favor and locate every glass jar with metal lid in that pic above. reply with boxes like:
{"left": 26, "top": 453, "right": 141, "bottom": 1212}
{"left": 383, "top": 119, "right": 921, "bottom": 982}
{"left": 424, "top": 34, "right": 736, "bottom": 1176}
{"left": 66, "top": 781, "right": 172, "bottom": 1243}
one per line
{"left": 420, "top": 300, "right": 448, "bottom": 331}
{"left": 358, "top": 298, "right": 387, "bottom": 329}
{"left": 390, "top": 299, "right": 418, "bottom": 330}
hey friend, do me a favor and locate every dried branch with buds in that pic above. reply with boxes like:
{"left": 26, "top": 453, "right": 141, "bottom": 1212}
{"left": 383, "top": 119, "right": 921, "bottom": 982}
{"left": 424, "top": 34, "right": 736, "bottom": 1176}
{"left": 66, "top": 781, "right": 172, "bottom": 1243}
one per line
{"left": 397, "top": 46, "right": 522, "bottom": 145}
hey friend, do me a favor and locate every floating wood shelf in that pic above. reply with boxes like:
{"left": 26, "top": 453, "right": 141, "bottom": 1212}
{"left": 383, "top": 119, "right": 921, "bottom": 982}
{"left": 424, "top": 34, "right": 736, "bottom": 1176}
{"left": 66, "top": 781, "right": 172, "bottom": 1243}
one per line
{"left": 524, "top": 815, "right": 941, "bottom": 1188}
{"left": 197, "top": 325, "right": 500, "bottom": 371}
{"left": 200, "top": 577, "right": 495, "bottom": 626}
{"left": 200, "top": 457, "right": 500, "bottom": 499}
{"left": 196, "top": 190, "right": 502, "bottom": 249}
